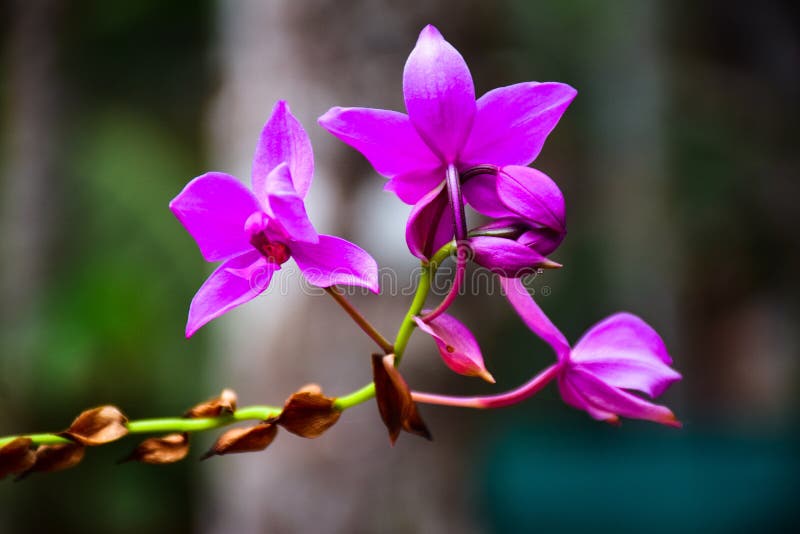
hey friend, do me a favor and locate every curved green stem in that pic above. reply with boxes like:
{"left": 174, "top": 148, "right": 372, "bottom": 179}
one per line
{"left": 393, "top": 243, "right": 453, "bottom": 364}
{"left": 0, "top": 433, "right": 73, "bottom": 447}
{"left": 332, "top": 383, "right": 377, "bottom": 411}
{"left": 0, "top": 405, "right": 283, "bottom": 448}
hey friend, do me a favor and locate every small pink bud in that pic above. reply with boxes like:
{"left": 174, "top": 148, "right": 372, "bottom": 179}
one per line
{"left": 415, "top": 311, "right": 494, "bottom": 383}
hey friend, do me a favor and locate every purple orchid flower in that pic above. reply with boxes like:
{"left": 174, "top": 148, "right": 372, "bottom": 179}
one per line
{"left": 170, "top": 101, "right": 379, "bottom": 337}
{"left": 502, "top": 277, "right": 682, "bottom": 426}
{"left": 319, "top": 25, "right": 576, "bottom": 260}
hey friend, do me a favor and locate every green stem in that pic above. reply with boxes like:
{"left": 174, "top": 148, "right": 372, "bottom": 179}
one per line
{"left": 0, "top": 405, "right": 283, "bottom": 448}
{"left": 332, "top": 383, "right": 376, "bottom": 410}
{"left": 333, "top": 241, "right": 455, "bottom": 411}
{"left": 0, "top": 433, "right": 73, "bottom": 447}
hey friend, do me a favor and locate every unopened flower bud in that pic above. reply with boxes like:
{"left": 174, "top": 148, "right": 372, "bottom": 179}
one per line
{"left": 415, "top": 312, "right": 494, "bottom": 383}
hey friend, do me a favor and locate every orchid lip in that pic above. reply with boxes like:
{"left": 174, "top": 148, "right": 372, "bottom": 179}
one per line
{"left": 249, "top": 232, "right": 291, "bottom": 265}
{"left": 244, "top": 211, "right": 292, "bottom": 265}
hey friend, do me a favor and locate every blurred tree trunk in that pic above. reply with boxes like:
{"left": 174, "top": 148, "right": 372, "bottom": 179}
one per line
{"left": 0, "top": 0, "right": 61, "bottom": 426}
{"left": 200, "top": 2, "right": 494, "bottom": 532}
{"left": 590, "top": 1, "right": 680, "bottom": 332}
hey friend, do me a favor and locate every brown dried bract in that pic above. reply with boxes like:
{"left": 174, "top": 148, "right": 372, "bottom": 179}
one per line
{"left": 184, "top": 388, "right": 238, "bottom": 418}
{"left": 372, "top": 353, "right": 432, "bottom": 445}
{"left": 201, "top": 422, "right": 278, "bottom": 460}
{"left": 17, "top": 442, "right": 85, "bottom": 479}
{"left": 295, "top": 383, "right": 322, "bottom": 395}
{"left": 0, "top": 438, "right": 36, "bottom": 479}
{"left": 277, "top": 384, "right": 341, "bottom": 438}
{"left": 61, "top": 405, "right": 129, "bottom": 446}
{"left": 122, "top": 433, "right": 189, "bottom": 465}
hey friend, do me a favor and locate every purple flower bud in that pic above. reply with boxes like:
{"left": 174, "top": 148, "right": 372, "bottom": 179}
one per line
{"left": 415, "top": 311, "right": 494, "bottom": 383}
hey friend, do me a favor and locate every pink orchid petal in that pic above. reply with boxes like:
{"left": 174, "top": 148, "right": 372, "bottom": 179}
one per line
{"left": 252, "top": 100, "right": 314, "bottom": 200}
{"left": 571, "top": 313, "right": 681, "bottom": 397}
{"left": 565, "top": 368, "right": 681, "bottom": 427}
{"left": 500, "top": 277, "right": 571, "bottom": 359}
{"left": 558, "top": 375, "right": 620, "bottom": 424}
{"left": 292, "top": 234, "right": 379, "bottom": 293}
{"left": 574, "top": 359, "right": 682, "bottom": 400}
{"left": 405, "top": 183, "right": 455, "bottom": 260}
{"left": 460, "top": 82, "right": 577, "bottom": 167}
{"left": 384, "top": 167, "right": 445, "bottom": 205}
{"left": 573, "top": 312, "right": 674, "bottom": 365}
{"left": 470, "top": 236, "right": 549, "bottom": 276}
{"left": 462, "top": 172, "right": 512, "bottom": 218}
{"left": 318, "top": 107, "right": 440, "bottom": 178}
{"left": 186, "top": 251, "right": 275, "bottom": 337}
{"left": 497, "top": 166, "right": 565, "bottom": 232}
{"left": 403, "top": 25, "right": 475, "bottom": 162}
{"left": 262, "top": 163, "right": 318, "bottom": 244}
{"left": 169, "top": 172, "right": 260, "bottom": 262}
{"left": 414, "top": 312, "right": 494, "bottom": 382}
{"left": 518, "top": 227, "right": 565, "bottom": 257}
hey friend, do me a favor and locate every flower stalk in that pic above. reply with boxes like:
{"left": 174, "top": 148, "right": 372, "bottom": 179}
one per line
{"left": 411, "top": 363, "right": 561, "bottom": 409}
{"left": 0, "top": 406, "right": 282, "bottom": 449}
{"left": 419, "top": 242, "right": 468, "bottom": 323}
{"left": 324, "top": 286, "right": 394, "bottom": 353}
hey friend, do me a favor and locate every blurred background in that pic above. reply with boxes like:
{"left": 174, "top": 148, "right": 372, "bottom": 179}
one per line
{"left": 1, "top": 0, "right": 798, "bottom": 532}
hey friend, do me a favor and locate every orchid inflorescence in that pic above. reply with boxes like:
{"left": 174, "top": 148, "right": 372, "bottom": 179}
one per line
{"left": 0, "top": 25, "right": 681, "bottom": 480}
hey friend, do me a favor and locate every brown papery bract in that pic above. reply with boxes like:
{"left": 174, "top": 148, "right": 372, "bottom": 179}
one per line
{"left": 17, "top": 443, "right": 85, "bottom": 480}
{"left": 122, "top": 433, "right": 189, "bottom": 465}
{"left": 184, "top": 388, "right": 238, "bottom": 418}
{"left": 277, "top": 384, "right": 341, "bottom": 438}
{"left": 0, "top": 438, "right": 36, "bottom": 480}
{"left": 372, "top": 353, "right": 432, "bottom": 445}
{"left": 201, "top": 423, "right": 278, "bottom": 460}
{"left": 61, "top": 405, "right": 129, "bottom": 446}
